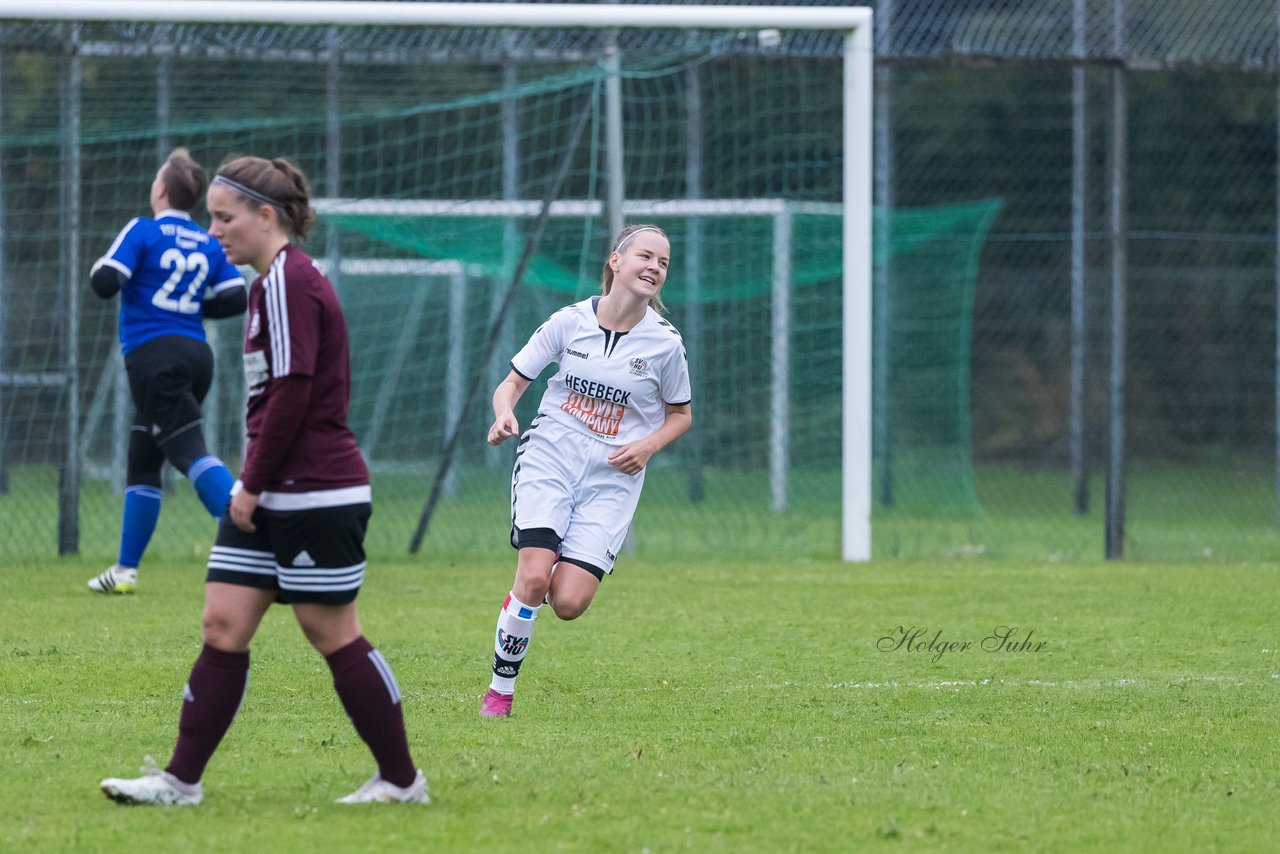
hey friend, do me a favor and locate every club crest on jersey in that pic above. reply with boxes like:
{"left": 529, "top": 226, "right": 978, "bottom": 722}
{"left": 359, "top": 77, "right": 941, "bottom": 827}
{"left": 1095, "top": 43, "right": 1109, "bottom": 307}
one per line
{"left": 248, "top": 310, "right": 260, "bottom": 338}
{"left": 629, "top": 357, "right": 648, "bottom": 376}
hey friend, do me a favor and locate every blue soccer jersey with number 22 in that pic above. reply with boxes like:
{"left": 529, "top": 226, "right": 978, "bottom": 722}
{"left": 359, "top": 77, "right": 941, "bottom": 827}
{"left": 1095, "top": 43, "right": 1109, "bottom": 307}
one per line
{"left": 94, "top": 209, "right": 245, "bottom": 354}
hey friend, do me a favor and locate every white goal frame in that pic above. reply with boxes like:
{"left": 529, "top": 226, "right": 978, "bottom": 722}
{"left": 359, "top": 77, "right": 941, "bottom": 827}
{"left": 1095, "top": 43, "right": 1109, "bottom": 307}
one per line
{"left": 0, "top": 1, "right": 873, "bottom": 562}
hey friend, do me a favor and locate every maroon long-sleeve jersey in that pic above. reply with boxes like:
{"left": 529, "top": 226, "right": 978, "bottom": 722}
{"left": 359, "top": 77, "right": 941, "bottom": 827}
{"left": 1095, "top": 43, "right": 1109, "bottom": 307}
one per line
{"left": 239, "top": 245, "right": 369, "bottom": 507}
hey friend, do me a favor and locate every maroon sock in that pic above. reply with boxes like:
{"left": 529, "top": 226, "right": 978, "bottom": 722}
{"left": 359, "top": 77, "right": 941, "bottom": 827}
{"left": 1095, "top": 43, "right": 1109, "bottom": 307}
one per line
{"left": 166, "top": 644, "right": 249, "bottom": 785}
{"left": 326, "top": 636, "right": 416, "bottom": 788}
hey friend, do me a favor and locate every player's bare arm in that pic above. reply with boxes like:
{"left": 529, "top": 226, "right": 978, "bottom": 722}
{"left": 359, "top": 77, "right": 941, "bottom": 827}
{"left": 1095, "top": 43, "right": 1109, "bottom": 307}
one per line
{"left": 488, "top": 370, "right": 532, "bottom": 445}
{"left": 607, "top": 402, "right": 692, "bottom": 476}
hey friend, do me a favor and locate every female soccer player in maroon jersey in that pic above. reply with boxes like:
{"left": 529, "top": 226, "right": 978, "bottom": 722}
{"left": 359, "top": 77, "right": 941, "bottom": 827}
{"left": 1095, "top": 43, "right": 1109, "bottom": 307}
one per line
{"left": 100, "top": 156, "right": 426, "bottom": 806}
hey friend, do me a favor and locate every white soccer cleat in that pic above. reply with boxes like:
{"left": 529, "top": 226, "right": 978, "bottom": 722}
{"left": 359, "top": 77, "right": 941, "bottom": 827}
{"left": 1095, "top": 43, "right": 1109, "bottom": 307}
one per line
{"left": 101, "top": 759, "right": 201, "bottom": 806}
{"left": 88, "top": 565, "right": 138, "bottom": 595}
{"left": 336, "top": 769, "right": 430, "bottom": 804}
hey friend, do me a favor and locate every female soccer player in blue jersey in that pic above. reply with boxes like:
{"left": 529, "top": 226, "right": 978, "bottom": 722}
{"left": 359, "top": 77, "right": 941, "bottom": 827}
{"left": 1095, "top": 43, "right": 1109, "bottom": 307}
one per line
{"left": 100, "top": 156, "right": 426, "bottom": 806}
{"left": 87, "top": 148, "right": 245, "bottom": 595}
{"left": 479, "top": 224, "right": 693, "bottom": 718}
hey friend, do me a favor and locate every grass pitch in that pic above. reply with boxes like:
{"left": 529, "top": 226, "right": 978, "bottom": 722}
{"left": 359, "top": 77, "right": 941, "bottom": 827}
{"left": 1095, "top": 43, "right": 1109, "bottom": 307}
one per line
{"left": 2, "top": 552, "right": 1277, "bottom": 851}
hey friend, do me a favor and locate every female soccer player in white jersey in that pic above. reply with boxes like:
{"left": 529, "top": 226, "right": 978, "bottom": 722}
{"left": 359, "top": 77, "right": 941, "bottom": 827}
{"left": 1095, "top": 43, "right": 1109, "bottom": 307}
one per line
{"left": 100, "top": 156, "right": 426, "bottom": 806}
{"left": 479, "top": 223, "right": 693, "bottom": 718}
{"left": 86, "top": 148, "right": 246, "bottom": 595}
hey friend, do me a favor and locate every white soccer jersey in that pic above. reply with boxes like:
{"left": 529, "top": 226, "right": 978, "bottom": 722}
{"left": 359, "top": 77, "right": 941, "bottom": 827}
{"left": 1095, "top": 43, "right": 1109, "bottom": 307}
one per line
{"left": 511, "top": 296, "right": 691, "bottom": 446}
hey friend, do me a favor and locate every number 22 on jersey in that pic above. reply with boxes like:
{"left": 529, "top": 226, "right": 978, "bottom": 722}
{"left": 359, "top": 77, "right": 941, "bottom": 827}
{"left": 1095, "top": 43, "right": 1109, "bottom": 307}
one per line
{"left": 151, "top": 248, "right": 209, "bottom": 314}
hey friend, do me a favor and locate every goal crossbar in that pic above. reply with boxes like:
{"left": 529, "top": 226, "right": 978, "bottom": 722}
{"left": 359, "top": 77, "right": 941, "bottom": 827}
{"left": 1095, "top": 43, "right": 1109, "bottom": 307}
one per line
{"left": 315, "top": 198, "right": 843, "bottom": 218}
{"left": 0, "top": 2, "right": 871, "bottom": 30}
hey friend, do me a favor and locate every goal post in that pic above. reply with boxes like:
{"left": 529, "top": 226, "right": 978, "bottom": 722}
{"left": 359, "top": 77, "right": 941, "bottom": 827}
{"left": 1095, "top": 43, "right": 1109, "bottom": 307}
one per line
{"left": 0, "top": 1, "right": 873, "bottom": 562}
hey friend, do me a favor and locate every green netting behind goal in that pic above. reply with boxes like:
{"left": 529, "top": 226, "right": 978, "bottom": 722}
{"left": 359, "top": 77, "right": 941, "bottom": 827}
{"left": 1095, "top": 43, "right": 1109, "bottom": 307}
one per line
{"left": 0, "top": 20, "right": 994, "bottom": 561}
{"left": 327, "top": 199, "right": 1002, "bottom": 527}
{"left": 875, "top": 199, "right": 1003, "bottom": 517}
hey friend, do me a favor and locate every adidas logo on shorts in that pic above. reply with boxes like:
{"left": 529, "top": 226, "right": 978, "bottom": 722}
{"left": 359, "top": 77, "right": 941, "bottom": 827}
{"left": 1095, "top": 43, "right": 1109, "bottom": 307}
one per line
{"left": 292, "top": 550, "right": 316, "bottom": 567}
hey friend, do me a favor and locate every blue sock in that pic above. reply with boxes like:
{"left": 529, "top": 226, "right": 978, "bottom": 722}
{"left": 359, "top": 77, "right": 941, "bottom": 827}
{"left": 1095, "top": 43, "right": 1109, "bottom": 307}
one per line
{"left": 188, "top": 455, "right": 235, "bottom": 519}
{"left": 118, "top": 485, "right": 163, "bottom": 568}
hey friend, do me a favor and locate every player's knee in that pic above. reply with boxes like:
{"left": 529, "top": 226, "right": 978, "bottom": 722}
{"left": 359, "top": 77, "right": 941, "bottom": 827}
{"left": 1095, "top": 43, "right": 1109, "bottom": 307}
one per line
{"left": 126, "top": 441, "right": 164, "bottom": 488}
{"left": 159, "top": 420, "right": 209, "bottom": 475}
{"left": 293, "top": 610, "right": 360, "bottom": 656}
{"left": 299, "top": 624, "right": 342, "bottom": 656}
{"left": 550, "top": 597, "right": 590, "bottom": 621}
{"left": 512, "top": 575, "right": 551, "bottom": 608}
{"left": 200, "top": 617, "right": 233, "bottom": 647}
{"left": 548, "top": 558, "right": 602, "bottom": 620}
{"left": 513, "top": 544, "right": 558, "bottom": 603}
{"left": 201, "top": 609, "right": 249, "bottom": 649}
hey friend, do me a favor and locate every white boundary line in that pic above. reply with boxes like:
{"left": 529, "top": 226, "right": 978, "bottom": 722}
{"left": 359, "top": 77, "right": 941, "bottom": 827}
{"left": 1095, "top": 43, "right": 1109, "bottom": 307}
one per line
{"left": 830, "top": 675, "right": 1280, "bottom": 690}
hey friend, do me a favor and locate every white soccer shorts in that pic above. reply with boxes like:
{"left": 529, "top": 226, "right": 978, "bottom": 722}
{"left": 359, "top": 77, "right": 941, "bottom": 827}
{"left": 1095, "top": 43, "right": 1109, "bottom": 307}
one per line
{"left": 510, "top": 416, "right": 645, "bottom": 575}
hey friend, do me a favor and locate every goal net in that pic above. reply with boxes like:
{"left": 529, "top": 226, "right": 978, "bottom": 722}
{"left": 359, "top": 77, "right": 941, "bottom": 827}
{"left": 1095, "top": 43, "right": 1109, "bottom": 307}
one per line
{"left": 0, "top": 2, "right": 892, "bottom": 561}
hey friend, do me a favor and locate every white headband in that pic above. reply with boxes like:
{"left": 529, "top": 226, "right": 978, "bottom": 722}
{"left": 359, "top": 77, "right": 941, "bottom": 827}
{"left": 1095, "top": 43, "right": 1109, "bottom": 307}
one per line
{"left": 213, "top": 174, "right": 284, "bottom": 209}
{"left": 613, "top": 226, "right": 664, "bottom": 254}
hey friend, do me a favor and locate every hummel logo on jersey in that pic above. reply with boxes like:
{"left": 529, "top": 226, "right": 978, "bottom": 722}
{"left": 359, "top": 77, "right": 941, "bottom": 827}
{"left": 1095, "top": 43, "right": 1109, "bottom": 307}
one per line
{"left": 566, "top": 348, "right": 589, "bottom": 360}
{"left": 292, "top": 550, "right": 316, "bottom": 567}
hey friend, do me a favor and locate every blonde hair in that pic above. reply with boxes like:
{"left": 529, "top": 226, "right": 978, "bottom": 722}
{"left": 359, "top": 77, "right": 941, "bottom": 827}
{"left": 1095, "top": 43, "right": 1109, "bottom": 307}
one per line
{"left": 600, "top": 223, "right": 670, "bottom": 313}
{"left": 214, "top": 155, "right": 317, "bottom": 241}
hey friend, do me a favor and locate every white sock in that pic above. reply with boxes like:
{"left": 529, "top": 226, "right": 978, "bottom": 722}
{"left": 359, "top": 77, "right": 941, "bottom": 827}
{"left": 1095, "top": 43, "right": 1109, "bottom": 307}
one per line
{"left": 489, "top": 592, "right": 540, "bottom": 694}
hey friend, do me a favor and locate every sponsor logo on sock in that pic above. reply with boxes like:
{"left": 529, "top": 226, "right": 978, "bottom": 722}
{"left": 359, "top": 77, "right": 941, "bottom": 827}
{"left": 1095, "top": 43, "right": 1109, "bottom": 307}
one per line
{"left": 498, "top": 629, "right": 529, "bottom": 657}
{"left": 494, "top": 663, "right": 518, "bottom": 678}
{"left": 292, "top": 550, "right": 316, "bottom": 567}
